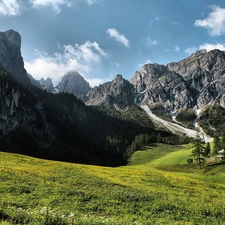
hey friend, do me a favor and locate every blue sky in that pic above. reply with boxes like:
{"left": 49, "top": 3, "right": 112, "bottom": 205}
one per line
{"left": 0, "top": 0, "right": 225, "bottom": 86}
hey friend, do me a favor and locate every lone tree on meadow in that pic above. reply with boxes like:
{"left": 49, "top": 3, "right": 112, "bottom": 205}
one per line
{"left": 192, "top": 131, "right": 206, "bottom": 169}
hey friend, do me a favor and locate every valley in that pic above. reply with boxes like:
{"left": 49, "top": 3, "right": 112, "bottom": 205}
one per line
{"left": 1, "top": 1, "right": 225, "bottom": 224}
{"left": 1, "top": 29, "right": 225, "bottom": 224}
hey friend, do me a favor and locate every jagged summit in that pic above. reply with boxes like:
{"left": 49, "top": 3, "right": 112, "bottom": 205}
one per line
{"left": 39, "top": 77, "right": 54, "bottom": 92}
{"left": 57, "top": 71, "right": 90, "bottom": 98}
{"left": 86, "top": 74, "right": 134, "bottom": 110}
{"left": 0, "top": 29, "right": 21, "bottom": 46}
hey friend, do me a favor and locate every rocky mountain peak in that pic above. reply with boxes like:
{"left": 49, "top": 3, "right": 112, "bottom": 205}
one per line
{"left": 140, "top": 63, "right": 167, "bottom": 75}
{"left": 86, "top": 74, "right": 134, "bottom": 109}
{"left": 1, "top": 29, "right": 21, "bottom": 47}
{"left": 190, "top": 49, "right": 207, "bottom": 58}
{"left": 131, "top": 63, "right": 168, "bottom": 93}
{"left": 130, "top": 49, "right": 225, "bottom": 116}
{"left": 38, "top": 77, "right": 54, "bottom": 92}
{"left": 0, "top": 29, "right": 30, "bottom": 85}
{"left": 58, "top": 71, "right": 90, "bottom": 98}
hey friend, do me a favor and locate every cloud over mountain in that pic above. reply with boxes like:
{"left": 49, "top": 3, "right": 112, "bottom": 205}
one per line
{"left": 0, "top": 0, "right": 21, "bottom": 16}
{"left": 195, "top": 6, "right": 225, "bottom": 36}
{"left": 25, "top": 41, "right": 107, "bottom": 87}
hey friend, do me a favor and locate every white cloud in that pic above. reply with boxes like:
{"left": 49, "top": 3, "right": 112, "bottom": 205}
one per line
{"left": 185, "top": 47, "right": 197, "bottom": 55}
{"left": 184, "top": 43, "right": 225, "bottom": 55}
{"left": 199, "top": 43, "right": 225, "bottom": 51}
{"left": 106, "top": 28, "right": 130, "bottom": 48}
{"left": 166, "top": 45, "right": 180, "bottom": 52}
{"left": 138, "top": 59, "right": 152, "bottom": 68}
{"left": 175, "top": 45, "right": 180, "bottom": 52}
{"left": 194, "top": 6, "right": 225, "bottom": 36}
{"left": 24, "top": 41, "right": 107, "bottom": 87}
{"left": 146, "top": 36, "right": 158, "bottom": 45}
{"left": 86, "top": 77, "right": 104, "bottom": 87}
{"left": 0, "top": 0, "right": 21, "bottom": 16}
{"left": 86, "top": 0, "right": 99, "bottom": 6}
{"left": 30, "top": 0, "right": 71, "bottom": 13}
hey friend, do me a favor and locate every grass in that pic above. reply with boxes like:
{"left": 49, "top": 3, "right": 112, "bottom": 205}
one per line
{"left": 129, "top": 143, "right": 183, "bottom": 165}
{"left": 1, "top": 144, "right": 225, "bottom": 224}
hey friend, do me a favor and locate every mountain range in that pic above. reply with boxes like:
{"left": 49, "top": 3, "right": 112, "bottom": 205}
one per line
{"left": 1, "top": 29, "right": 225, "bottom": 165}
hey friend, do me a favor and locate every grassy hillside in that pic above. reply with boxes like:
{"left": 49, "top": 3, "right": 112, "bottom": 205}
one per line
{"left": 1, "top": 145, "right": 225, "bottom": 224}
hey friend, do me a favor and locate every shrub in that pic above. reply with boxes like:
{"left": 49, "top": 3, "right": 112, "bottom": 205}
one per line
{"left": 187, "top": 158, "right": 193, "bottom": 164}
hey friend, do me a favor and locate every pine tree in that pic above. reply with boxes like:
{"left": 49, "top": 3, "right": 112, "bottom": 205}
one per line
{"left": 204, "top": 142, "right": 211, "bottom": 158}
{"left": 192, "top": 131, "right": 205, "bottom": 169}
{"left": 213, "top": 134, "right": 221, "bottom": 156}
{"left": 220, "top": 131, "right": 225, "bottom": 149}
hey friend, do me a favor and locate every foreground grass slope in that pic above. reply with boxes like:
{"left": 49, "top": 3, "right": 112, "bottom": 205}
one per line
{"left": 1, "top": 145, "right": 225, "bottom": 224}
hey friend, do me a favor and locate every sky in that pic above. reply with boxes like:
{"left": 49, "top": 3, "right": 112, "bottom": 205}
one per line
{"left": 0, "top": 0, "right": 225, "bottom": 87}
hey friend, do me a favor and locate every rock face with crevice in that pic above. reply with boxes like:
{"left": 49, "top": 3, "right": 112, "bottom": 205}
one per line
{"left": 0, "top": 30, "right": 30, "bottom": 85}
{"left": 130, "top": 49, "right": 225, "bottom": 116}
{"left": 38, "top": 77, "right": 54, "bottom": 92}
{"left": 86, "top": 74, "right": 134, "bottom": 110}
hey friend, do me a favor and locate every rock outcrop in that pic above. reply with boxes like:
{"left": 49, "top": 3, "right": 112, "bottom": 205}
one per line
{"left": 0, "top": 30, "right": 30, "bottom": 85}
{"left": 167, "top": 49, "right": 225, "bottom": 109}
{"left": 38, "top": 77, "right": 54, "bottom": 92}
{"left": 130, "top": 49, "right": 225, "bottom": 116}
{"left": 86, "top": 74, "right": 134, "bottom": 110}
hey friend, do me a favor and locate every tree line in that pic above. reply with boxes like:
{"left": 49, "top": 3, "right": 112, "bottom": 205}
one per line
{"left": 191, "top": 131, "right": 225, "bottom": 169}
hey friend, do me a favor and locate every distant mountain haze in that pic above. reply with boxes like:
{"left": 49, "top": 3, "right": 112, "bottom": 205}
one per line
{"left": 57, "top": 71, "right": 90, "bottom": 98}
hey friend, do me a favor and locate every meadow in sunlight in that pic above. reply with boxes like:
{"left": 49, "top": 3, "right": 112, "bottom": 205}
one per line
{"left": 1, "top": 143, "right": 225, "bottom": 225}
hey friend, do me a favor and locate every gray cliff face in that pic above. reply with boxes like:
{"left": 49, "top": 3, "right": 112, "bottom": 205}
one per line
{"left": 58, "top": 71, "right": 90, "bottom": 98}
{"left": 0, "top": 30, "right": 30, "bottom": 85}
{"left": 86, "top": 74, "right": 134, "bottom": 109}
{"left": 0, "top": 76, "right": 44, "bottom": 139}
{"left": 130, "top": 49, "right": 225, "bottom": 115}
{"left": 131, "top": 64, "right": 168, "bottom": 93}
{"left": 131, "top": 64, "right": 195, "bottom": 115}
{"left": 167, "top": 49, "right": 225, "bottom": 109}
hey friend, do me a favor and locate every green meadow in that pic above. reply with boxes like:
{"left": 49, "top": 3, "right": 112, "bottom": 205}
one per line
{"left": 1, "top": 144, "right": 225, "bottom": 224}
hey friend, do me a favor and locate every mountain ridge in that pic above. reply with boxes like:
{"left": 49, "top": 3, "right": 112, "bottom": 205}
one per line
{"left": 1, "top": 29, "right": 176, "bottom": 166}
{"left": 2, "top": 29, "right": 225, "bottom": 166}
